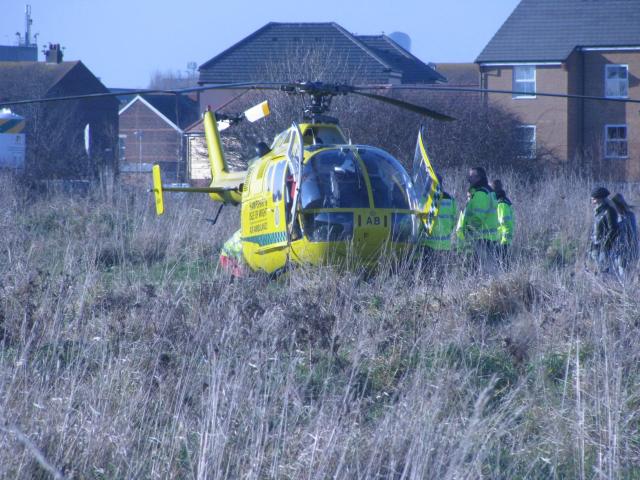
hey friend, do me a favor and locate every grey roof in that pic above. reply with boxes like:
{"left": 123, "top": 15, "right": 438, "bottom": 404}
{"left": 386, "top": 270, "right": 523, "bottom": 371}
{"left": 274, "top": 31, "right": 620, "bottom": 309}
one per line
{"left": 432, "top": 63, "right": 479, "bottom": 86}
{"left": 356, "top": 35, "right": 446, "bottom": 84}
{"left": 139, "top": 94, "right": 199, "bottom": 129}
{"left": 199, "top": 22, "right": 444, "bottom": 85}
{"left": 0, "top": 61, "right": 80, "bottom": 100}
{"left": 477, "top": 0, "right": 640, "bottom": 63}
{"left": 0, "top": 45, "right": 38, "bottom": 62}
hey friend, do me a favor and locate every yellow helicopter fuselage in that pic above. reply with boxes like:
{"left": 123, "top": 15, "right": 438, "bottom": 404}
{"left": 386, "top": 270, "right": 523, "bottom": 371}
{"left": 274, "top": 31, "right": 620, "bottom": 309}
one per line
{"left": 240, "top": 123, "right": 421, "bottom": 273}
{"left": 153, "top": 109, "right": 426, "bottom": 274}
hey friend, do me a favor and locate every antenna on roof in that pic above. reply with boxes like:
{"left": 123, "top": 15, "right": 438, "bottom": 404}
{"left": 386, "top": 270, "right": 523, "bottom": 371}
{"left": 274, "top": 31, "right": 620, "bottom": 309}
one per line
{"left": 20, "top": 5, "right": 38, "bottom": 49}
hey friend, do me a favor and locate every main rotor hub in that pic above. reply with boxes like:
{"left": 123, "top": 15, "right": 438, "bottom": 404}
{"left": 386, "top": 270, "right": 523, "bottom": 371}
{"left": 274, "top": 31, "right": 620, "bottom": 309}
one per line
{"left": 282, "top": 82, "right": 351, "bottom": 123}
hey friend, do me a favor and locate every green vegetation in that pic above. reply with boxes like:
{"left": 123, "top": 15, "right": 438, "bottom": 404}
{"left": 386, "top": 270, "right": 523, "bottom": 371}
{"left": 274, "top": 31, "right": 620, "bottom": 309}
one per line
{"left": 0, "top": 173, "right": 639, "bottom": 479}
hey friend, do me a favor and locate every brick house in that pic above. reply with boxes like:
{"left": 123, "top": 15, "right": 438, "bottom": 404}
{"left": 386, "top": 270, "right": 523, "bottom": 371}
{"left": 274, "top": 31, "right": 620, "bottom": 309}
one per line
{"left": 118, "top": 94, "right": 199, "bottom": 185}
{"left": 476, "top": 0, "right": 640, "bottom": 180}
{"left": 190, "top": 22, "right": 446, "bottom": 183}
{"left": 0, "top": 45, "right": 118, "bottom": 182}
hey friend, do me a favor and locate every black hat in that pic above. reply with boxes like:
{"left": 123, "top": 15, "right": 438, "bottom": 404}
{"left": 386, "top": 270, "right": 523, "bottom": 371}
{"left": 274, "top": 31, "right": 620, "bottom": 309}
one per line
{"left": 591, "top": 187, "right": 610, "bottom": 199}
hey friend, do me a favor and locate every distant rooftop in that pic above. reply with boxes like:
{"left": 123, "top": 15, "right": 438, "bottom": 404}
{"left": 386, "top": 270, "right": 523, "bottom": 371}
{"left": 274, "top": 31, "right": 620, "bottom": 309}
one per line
{"left": 477, "top": 0, "right": 640, "bottom": 63}
{"left": 199, "top": 22, "right": 446, "bottom": 85}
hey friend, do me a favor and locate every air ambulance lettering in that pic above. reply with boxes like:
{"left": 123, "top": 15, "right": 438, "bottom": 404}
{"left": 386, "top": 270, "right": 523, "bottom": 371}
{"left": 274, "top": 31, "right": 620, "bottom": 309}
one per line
{"left": 249, "top": 222, "right": 268, "bottom": 234}
{"left": 366, "top": 216, "right": 381, "bottom": 226}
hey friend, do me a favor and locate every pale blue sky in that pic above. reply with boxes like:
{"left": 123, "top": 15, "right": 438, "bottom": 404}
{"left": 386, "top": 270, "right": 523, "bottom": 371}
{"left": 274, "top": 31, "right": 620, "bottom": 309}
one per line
{"left": 0, "top": 0, "right": 520, "bottom": 88}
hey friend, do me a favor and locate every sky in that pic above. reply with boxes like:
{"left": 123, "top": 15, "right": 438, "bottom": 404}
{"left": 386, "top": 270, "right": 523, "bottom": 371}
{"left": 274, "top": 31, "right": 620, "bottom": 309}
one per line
{"left": 0, "top": 0, "right": 520, "bottom": 88}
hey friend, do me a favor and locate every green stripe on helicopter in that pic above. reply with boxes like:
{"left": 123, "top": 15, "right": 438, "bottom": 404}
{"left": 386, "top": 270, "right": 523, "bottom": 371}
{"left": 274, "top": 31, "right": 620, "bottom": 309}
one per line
{"left": 242, "top": 231, "right": 287, "bottom": 247}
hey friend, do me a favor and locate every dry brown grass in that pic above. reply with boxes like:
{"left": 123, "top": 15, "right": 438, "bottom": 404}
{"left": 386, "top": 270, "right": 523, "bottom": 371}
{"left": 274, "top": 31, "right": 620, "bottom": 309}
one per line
{"left": 0, "top": 172, "right": 639, "bottom": 479}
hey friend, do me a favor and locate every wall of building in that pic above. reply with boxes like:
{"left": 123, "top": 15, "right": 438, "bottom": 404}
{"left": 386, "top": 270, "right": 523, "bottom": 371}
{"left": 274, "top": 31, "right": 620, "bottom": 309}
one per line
{"left": 119, "top": 101, "right": 184, "bottom": 184}
{"left": 582, "top": 50, "right": 640, "bottom": 181}
{"left": 481, "top": 64, "right": 571, "bottom": 162}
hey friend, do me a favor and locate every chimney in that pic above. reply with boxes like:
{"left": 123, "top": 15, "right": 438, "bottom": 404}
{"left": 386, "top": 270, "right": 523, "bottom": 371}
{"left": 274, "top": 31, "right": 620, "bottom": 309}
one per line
{"left": 44, "top": 43, "right": 63, "bottom": 64}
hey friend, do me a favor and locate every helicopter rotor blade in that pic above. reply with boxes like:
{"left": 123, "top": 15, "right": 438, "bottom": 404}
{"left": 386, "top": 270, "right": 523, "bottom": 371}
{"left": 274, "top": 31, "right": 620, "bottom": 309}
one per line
{"left": 243, "top": 100, "right": 271, "bottom": 122}
{"left": 355, "top": 84, "right": 640, "bottom": 105}
{"left": 351, "top": 90, "right": 455, "bottom": 121}
{"left": 0, "top": 82, "right": 284, "bottom": 108}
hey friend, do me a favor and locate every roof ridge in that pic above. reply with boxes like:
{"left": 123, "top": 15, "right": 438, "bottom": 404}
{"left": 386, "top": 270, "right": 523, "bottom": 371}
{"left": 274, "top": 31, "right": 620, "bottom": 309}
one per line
{"left": 199, "top": 22, "right": 275, "bottom": 72}
{"left": 329, "top": 23, "right": 395, "bottom": 71}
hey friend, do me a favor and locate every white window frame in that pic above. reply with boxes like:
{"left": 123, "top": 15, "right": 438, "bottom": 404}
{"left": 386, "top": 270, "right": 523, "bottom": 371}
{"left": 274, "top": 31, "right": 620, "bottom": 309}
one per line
{"left": 604, "top": 124, "right": 628, "bottom": 159}
{"left": 118, "top": 134, "right": 127, "bottom": 162}
{"left": 512, "top": 66, "right": 536, "bottom": 99}
{"left": 516, "top": 125, "right": 537, "bottom": 158}
{"left": 604, "top": 64, "right": 629, "bottom": 99}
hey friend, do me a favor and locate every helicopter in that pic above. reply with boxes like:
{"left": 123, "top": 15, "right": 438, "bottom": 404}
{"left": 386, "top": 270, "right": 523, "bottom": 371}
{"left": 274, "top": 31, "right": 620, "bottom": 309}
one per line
{"left": 150, "top": 81, "right": 452, "bottom": 274}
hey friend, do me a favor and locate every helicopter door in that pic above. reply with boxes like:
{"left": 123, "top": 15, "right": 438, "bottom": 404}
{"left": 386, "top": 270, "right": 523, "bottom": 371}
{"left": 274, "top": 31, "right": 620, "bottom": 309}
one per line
{"left": 412, "top": 127, "right": 441, "bottom": 234}
{"left": 285, "top": 123, "right": 304, "bottom": 240}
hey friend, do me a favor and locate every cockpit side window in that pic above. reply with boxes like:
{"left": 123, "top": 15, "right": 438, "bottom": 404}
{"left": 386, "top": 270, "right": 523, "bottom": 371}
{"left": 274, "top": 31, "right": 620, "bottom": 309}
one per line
{"left": 300, "top": 149, "right": 369, "bottom": 209}
{"left": 272, "top": 161, "right": 286, "bottom": 202}
{"left": 358, "top": 148, "right": 415, "bottom": 210}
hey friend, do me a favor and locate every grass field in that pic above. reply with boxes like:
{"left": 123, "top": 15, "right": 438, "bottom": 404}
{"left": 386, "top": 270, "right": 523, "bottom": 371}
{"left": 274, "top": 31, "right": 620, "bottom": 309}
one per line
{"left": 0, "top": 172, "right": 639, "bottom": 479}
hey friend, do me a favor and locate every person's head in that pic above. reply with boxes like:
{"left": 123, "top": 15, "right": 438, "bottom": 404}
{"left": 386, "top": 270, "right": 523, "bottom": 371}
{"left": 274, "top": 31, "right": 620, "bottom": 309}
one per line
{"left": 590, "top": 186, "right": 610, "bottom": 206}
{"left": 611, "top": 193, "right": 633, "bottom": 214}
{"left": 468, "top": 167, "right": 487, "bottom": 187}
{"left": 490, "top": 179, "right": 505, "bottom": 195}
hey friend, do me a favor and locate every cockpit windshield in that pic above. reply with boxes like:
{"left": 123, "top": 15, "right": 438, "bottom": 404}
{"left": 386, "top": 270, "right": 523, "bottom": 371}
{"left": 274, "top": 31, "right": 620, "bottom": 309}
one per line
{"left": 357, "top": 147, "right": 415, "bottom": 210}
{"left": 300, "top": 149, "right": 370, "bottom": 209}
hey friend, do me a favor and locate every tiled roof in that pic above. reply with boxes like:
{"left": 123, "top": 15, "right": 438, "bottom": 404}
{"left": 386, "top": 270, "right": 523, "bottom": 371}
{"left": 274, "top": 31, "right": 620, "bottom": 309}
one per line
{"left": 139, "top": 94, "right": 199, "bottom": 129}
{"left": 0, "top": 61, "right": 79, "bottom": 100}
{"left": 477, "top": 0, "right": 640, "bottom": 63}
{"left": 432, "top": 63, "right": 479, "bottom": 86}
{"left": 356, "top": 35, "right": 446, "bottom": 84}
{"left": 199, "top": 22, "right": 443, "bottom": 85}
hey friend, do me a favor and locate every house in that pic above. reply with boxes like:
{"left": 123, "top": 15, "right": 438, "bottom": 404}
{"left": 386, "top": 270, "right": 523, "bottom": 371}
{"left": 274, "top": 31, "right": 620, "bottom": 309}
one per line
{"left": 0, "top": 44, "right": 118, "bottom": 183}
{"left": 197, "top": 22, "right": 446, "bottom": 112}
{"left": 184, "top": 119, "right": 242, "bottom": 187}
{"left": 118, "top": 94, "right": 199, "bottom": 184}
{"left": 187, "top": 22, "right": 446, "bottom": 184}
{"left": 476, "top": 0, "right": 640, "bottom": 180}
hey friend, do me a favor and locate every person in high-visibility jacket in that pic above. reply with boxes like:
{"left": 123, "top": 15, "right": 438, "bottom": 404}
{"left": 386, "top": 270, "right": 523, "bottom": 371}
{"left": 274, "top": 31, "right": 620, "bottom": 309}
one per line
{"left": 219, "top": 229, "right": 244, "bottom": 277}
{"left": 422, "top": 175, "right": 457, "bottom": 251}
{"left": 456, "top": 167, "right": 499, "bottom": 255}
{"left": 490, "top": 179, "right": 515, "bottom": 251}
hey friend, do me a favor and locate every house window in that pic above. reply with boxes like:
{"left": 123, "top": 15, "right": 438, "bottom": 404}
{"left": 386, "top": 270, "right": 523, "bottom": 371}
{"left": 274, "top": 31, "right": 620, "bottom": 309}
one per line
{"left": 604, "top": 125, "right": 628, "bottom": 159}
{"left": 512, "top": 66, "right": 536, "bottom": 98}
{"left": 605, "top": 65, "right": 628, "bottom": 98}
{"left": 516, "top": 125, "right": 536, "bottom": 158}
{"left": 118, "top": 134, "right": 126, "bottom": 162}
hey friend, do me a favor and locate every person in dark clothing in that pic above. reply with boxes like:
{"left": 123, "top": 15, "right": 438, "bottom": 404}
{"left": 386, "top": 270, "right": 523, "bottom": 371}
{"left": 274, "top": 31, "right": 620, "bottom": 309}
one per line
{"left": 589, "top": 187, "right": 619, "bottom": 273}
{"left": 611, "top": 192, "right": 639, "bottom": 278}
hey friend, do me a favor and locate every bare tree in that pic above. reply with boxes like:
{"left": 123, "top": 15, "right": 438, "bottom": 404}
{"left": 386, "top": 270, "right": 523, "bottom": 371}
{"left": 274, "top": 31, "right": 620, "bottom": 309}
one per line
{"left": 148, "top": 68, "right": 198, "bottom": 90}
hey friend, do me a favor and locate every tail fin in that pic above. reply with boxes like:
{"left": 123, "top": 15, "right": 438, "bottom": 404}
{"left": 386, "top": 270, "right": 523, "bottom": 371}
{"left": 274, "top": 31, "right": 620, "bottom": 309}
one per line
{"left": 204, "top": 109, "right": 229, "bottom": 180}
{"left": 203, "top": 109, "right": 245, "bottom": 204}
{"left": 152, "top": 164, "right": 164, "bottom": 215}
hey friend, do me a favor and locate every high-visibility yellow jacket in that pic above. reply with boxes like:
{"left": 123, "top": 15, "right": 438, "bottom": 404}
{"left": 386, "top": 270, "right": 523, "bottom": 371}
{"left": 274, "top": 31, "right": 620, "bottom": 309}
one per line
{"left": 221, "top": 229, "right": 243, "bottom": 261}
{"left": 423, "top": 193, "right": 457, "bottom": 250}
{"left": 456, "top": 186, "right": 499, "bottom": 245}
{"left": 496, "top": 197, "right": 514, "bottom": 245}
